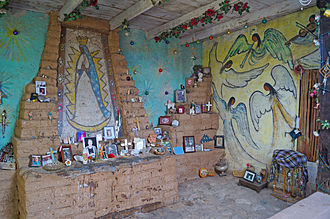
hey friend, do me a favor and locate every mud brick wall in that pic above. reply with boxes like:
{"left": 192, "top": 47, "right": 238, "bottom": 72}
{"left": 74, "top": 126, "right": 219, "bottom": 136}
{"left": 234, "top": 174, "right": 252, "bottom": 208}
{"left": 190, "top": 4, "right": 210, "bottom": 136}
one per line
{"left": 13, "top": 11, "right": 61, "bottom": 169}
{"left": 159, "top": 73, "right": 219, "bottom": 149}
{"left": 175, "top": 150, "right": 225, "bottom": 184}
{"left": 16, "top": 156, "right": 178, "bottom": 219}
{"left": 109, "top": 30, "right": 154, "bottom": 140}
{"left": 0, "top": 170, "right": 17, "bottom": 219}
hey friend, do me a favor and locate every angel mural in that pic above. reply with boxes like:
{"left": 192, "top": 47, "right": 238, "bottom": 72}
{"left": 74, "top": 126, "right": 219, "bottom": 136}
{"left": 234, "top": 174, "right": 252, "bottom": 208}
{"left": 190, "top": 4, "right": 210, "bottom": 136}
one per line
{"left": 249, "top": 65, "right": 297, "bottom": 147}
{"left": 285, "top": 15, "right": 317, "bottom": 46}
{"left": 208, "top": 42, "right": 269, "bottom": 97}
{"left": 212, "top": 83, "right": 267, "bottom": 168}
{"left": 223, "top": 28, "right": 294, "bottom": 69}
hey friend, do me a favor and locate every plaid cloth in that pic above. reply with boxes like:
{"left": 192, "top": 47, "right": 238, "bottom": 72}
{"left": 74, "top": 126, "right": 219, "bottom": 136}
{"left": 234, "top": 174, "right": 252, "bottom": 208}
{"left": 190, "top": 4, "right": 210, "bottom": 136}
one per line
{"left": 269, "top": 149, "right": 308, "bottom": 183}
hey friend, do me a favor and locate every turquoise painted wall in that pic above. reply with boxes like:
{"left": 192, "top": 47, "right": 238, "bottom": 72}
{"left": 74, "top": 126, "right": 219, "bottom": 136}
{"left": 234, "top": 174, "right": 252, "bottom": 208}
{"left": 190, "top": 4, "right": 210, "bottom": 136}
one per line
{"left": 0, "top": 10, "right": 48, "bottom": 149}
{"left": 119, "top": 29, "right": 202, "bottom": 125}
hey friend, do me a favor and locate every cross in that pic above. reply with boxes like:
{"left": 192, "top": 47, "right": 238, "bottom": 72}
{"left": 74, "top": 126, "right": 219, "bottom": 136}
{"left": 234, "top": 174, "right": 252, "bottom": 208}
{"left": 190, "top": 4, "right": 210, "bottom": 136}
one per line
{"left": 206, "top": 101, "right": 212, "bottom": 111}
{"left": 135, "top": 117, "right": 141, "bottom": 131}
{"left": 0, "top": 91, "right": 7, "bottom": 105}
{"left": 121, "top": 139, "right": 128, "bottom": 150}
{"left": 47, "top": 147, "right": 57, "bottom": 161}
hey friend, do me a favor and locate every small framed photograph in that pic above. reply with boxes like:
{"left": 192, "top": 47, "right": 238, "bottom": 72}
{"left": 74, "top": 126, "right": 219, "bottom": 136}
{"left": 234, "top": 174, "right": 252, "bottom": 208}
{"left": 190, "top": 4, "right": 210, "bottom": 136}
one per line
{"left": 214, "top": 135, "right": 224, "bottom": 148}
{"left": 175, "top": 89, "right": 186, "bottom": 103}
{"left": 256, "top": 175, "right": 263, "bottom": 184}
{"left": 186, "top": 78, "right": 193, "bottom": 86}
{"left": 154, "top": 127, "right": 162, "bottom": 135}
{"left": 83, "top": 137, "right": 98, "bottom": 158}
{"left": 183, "top": 136, "right": 195, "bottom": 153}
{"left": 35, "top": 81, "right": 46, "bottom": 96}
{"left": 61, "top": 145, "right": 73, "bottom": 162}
{"left": 177, "top": 106, "right": 185, "bottom": 114}
{"left": 41, "top": 155, "right": 52, "bottom": 166}
{"left": 30, "top": 155, "right": 42, "bottom": 167}
{"left": 77, "top": 131, "right": 86, "bottom": 142}
{"left": 201, "top": 104, "right": 206, "bottom": 113}
{"left": 243, "top": 170, "right": 256, "bottom": 183}
{"left": 159, "top": 116, "right": 171, "bottom": 125}
{"left": 104, "top": 126, "right": 115, "bottom": 140}
{"left": 195, "top": 104, "right": 201, "bottom": 114}
{"left": 195, "top": 144, "right": 203, "bottom": 152}
{"left": 105, "top": 144, "right": 118, "bottom": 158}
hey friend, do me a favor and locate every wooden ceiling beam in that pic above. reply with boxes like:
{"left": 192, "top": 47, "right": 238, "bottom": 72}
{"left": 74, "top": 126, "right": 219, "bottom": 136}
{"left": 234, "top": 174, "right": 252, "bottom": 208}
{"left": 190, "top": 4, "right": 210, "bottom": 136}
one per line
{"left": 110, "top": 0, "right": 157, "bottom": 30}
{"left": 145, "top": 0, "right": 223, "bottom": 40}
{"left": 179, "top": 0, "right": 316, "bottom": 44}
{"left": 58, "top": 0, "right": 84, "bottom": 22}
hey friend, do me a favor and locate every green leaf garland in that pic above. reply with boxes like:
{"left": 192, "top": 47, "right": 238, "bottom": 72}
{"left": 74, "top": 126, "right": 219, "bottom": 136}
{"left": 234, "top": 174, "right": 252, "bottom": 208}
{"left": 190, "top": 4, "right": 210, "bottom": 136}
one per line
{"left": 64, "top": 0, "right": 99, "bottom": 22}
{"left": 0, "top": 0, "right": 11, "bottom": 17}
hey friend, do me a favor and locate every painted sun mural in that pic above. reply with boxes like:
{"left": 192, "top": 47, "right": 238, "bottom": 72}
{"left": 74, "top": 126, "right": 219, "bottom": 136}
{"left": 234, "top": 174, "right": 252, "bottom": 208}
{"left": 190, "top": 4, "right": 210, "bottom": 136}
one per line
{"left": 203, "top": 7, "right": 320, "bottom": 171}
{"left": 61, "top": 29, "right": 115, "bottom": 137}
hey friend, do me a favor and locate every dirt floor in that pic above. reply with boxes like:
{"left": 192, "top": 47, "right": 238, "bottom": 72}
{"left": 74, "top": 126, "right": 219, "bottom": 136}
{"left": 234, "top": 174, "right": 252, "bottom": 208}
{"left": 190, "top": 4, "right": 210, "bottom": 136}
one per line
{"left": 125, "top": 175, "right": 293, "bottom": 219}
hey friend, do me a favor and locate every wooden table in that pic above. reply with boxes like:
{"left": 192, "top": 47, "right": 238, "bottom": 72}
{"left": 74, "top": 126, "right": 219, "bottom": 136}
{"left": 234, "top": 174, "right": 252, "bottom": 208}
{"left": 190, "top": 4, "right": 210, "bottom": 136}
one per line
{"left": 238, "top": 178, "right": 268, "bottom": 193}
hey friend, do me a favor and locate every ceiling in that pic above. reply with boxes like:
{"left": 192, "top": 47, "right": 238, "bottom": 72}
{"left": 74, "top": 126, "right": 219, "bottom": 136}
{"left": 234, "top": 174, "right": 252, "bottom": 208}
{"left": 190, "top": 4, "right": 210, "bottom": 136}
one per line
{"left": 8, "top": 0, "right": 317, "bottom": 43}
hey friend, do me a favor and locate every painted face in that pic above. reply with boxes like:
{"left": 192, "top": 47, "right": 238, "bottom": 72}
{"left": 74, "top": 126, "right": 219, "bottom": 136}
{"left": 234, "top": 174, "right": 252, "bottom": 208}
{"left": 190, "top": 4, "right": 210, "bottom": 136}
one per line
{"left": 264, "top": 84, "right": 270, "bottom": 91}
{"left": 225, "top": 60, "right": 233, "bottom": 69}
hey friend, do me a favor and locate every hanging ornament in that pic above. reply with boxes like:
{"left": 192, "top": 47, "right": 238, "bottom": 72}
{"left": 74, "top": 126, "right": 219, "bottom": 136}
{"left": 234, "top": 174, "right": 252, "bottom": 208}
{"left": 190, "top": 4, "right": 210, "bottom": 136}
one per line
{"left": 144, "top": 90, "right": 149, "bottom": 95}
{"left": 227, "top": 29, "right": 231, "bottom": 34}
{"left": 159, "top": 68, "right": 163, "bottom": 73}
{"left": 173, "top": 49, "right": 178, "bottom": 55}
{"left": 185, "top": 43, "right": 190, "bottom": 47}
{"left": 319, "top": 57, "right": 330, "bottom": 95}
{"left": 209, "top": 36, "right": 213, "bottom": 40}
{"left": 196, "top": 40, "right": 201, "bottom": 44}
{"left": 262, "top": 18, "right": 267, "bottom": 24}
{"left": 165, "top": 40, "right": 169, "bottom": 44}
{"left": 13, "top": 30, "right": 19, "bottom": 35}
{"left": 244, "top": 24, "right": 248, "bottom": 29}
{"left": 130, "top": 41, "right": 135, "bottom": 45}
{"left": 294, "top": 64, "right": 304, "bottom": 80}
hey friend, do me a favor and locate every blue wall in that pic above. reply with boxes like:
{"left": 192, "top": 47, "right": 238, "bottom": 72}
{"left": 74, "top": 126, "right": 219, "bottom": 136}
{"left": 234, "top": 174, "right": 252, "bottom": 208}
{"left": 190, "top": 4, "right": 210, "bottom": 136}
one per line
{"left": 0, "top": 10, "right": 48, "bottom": 149}
{"left": 119, "top": 29, "right": 202, "bottom": 125}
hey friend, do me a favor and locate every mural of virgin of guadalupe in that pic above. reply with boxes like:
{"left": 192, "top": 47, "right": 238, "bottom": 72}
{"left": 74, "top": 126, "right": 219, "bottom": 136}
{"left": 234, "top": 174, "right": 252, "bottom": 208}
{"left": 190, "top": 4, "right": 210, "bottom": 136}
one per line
{"left": 64, "top": 35, "right": 114, "bottom": 132}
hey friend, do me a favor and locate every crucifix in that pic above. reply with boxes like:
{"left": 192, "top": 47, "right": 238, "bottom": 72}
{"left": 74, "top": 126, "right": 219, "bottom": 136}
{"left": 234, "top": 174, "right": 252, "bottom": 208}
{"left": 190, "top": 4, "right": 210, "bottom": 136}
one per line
{"left": 121, "top": 139, "right": 128, "bottom": 151}
{"left": 0, "top": 91, "right": 7, "bottom": 105}
{"left": 135, "top": 117, "right": 141, "bottom": 131}
{"left": 47, "top": 147, "right": 57, "bottom": 162}
{"left": 206, "top": 101, "right": 212, "bottom": 112}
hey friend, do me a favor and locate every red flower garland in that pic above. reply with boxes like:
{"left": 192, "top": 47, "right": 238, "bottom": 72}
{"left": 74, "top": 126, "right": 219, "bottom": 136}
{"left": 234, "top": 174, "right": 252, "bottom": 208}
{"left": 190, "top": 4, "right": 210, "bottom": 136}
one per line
{"left": 154, "top": 0, "right": 250, "bottom": 43}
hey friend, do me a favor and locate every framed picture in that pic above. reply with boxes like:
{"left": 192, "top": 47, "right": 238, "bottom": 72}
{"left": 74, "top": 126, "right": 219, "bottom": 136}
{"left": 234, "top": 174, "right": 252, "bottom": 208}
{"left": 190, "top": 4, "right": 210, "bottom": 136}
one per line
{"left": 83, "top": 137, "right": 98, "bottom": 158}
{"left": 214, "top": 135, "right": 224, "bottom": 148}
{"left": 41, "top": 155, "right": 52, "bottom": 166}
{"left": 35, "top": 81, "right": 46, "bottom": 96}
{"left": 61, "top": 145, "right": 73, "bottom": 162}
{"left": 154, "top": 127, "right": 162, "bottom": 135}
{"left": 159, "top": 116, "right": 171, "bottom": 125}
{"left": 256, "top": 175, "right": 263, "bottom": 184}
{"left": 195, "top": 104, "right": 201, "bottom": 114}
{"left": 77, "top": 131, "right": 86, "bottom": 142}
{"left": 183, "top": 136, "right": 195, "bottom": 153}
{"left": 195, "top": 144, "right": 203, "bottom": 152}
{"left": 177, "top": 106, "right": 185, "bottom": 114}
{"left": 104, "top": 126, "right": 115, "bottom": 140}
{"left": 175, "top": 89, "right": 186, "bottom": 103}
{"left": 243, "top": 170, "right": 256, "bottom": 183}
{"left": 30, "top": 155, "right": 42, "bottom": 167}
{"left": 105, "top": 144, "right": 118, "bottom": 157}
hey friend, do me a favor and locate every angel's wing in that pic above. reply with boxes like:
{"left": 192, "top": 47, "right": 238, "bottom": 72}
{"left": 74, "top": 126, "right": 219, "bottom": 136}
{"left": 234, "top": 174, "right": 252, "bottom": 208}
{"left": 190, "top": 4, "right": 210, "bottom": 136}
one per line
{"left": 271, "top": 65, "right": 297, "bottom": 98}
{"left": 231, "top": 103, "right": 260, "bottom": 150}
{"left": 251, "top": 28, "right": 294, "bottom": 69}
{"left": 208, "top": 42, "right": 222, "bottom": 66}
{"left": 223, "top": 63, "right": 269, "bottom": 88}
{"left": 249, "top": 91, "right": 272, "bottom": 131}
{"left": 212, "top": 82, "right": 227, "bottom": 120}
{"left": 223, "top": 34, "right": 253, "bottom": 63}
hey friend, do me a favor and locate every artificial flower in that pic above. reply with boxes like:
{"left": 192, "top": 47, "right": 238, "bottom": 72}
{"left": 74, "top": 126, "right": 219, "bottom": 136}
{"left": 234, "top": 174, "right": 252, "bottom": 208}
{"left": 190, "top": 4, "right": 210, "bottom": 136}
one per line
{"left": 154, "top": 36, "right": 160, "bottom": 42}
{"left": 191, "top": 18, "right": 198, "bottom": 26}
{"left": 182, "top": 24, "right": 188, "bottom": 29}
{"left": 242, "top": 2, "right": 248, "bottom": 9}
{"left": 108, "top": 153, "right": 115, "bottom": 158}
{"left": 217, "top": 14, "right": 224, "bottom": 20}
{"left": 206, "top": 9, "right": 215, "bottom": 17}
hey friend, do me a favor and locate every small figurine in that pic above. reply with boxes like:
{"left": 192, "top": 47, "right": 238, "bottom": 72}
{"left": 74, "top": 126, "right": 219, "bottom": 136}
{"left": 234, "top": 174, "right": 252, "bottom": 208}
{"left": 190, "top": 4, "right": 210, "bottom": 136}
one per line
{"left": 193, "top": 81, "right": 198, "bottom": 88}
{"left": 165, "top": 100, "right": 176, "bottom": 114}
{"left": 28, "top": 111, "right": 33, "bottom": 120}
{"left": 48, "top": 112, "right": 52, "bottom": 120}
{"left": 198, "top": 72, "right": 204, "bottom": 82}
{"left": 190, "top": 101, "right": 196, "bottom": 115}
